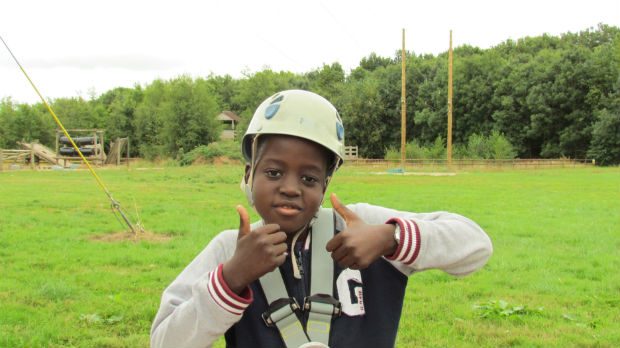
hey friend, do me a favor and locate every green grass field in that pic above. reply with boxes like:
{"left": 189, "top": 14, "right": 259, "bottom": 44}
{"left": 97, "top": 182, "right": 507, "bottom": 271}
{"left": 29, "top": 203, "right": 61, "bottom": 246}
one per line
{"left": 1, "top": 165, "right": 619, "bottom": 347}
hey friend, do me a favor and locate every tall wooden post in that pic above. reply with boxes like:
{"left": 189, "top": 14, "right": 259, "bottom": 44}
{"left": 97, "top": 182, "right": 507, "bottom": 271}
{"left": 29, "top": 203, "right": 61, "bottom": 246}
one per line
{"left": 127, "top": 137, "right": 130, "bottom": 170}
{"left": 447, "top": 30, "right": 454, "bottom": 166}
{"left": 30, "top": 142, "right": 35, "bottom": 169}
{"left": 0, "top": 148, "right": 4, "bottom": 172}
{"left": 117, "top": 138, "right": 121, "bottom": 166}
{"left": 401, "top": 28, "right": 407, "bottom": 170}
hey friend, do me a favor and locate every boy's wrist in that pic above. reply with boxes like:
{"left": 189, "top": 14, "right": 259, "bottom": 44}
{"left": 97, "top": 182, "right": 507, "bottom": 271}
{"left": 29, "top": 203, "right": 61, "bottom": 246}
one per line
{"left": 208, "top": 263, "right": 253, "bottom": 315}
{"left": 222, "top": 260, "right": 251, "bottom": 295}
{"left": 384, "top": 218, "right": 405, "bottom": 260}
{"left": 380, "top": 223, "right": 399, "bottom": 257}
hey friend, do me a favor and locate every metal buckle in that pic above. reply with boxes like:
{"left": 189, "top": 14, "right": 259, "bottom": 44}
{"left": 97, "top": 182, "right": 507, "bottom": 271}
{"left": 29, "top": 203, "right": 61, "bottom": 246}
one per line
{"left": 303, "top": 294, "right": 342, "bottom": 317}
{"left": 261, "top": 297, "right": 300, "bottom": 327}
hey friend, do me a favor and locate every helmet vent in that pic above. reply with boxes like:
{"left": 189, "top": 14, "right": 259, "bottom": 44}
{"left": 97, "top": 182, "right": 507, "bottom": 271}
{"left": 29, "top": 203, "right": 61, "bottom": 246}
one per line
{"left": 270, "top": 94, "right": 284, "bottom": 104}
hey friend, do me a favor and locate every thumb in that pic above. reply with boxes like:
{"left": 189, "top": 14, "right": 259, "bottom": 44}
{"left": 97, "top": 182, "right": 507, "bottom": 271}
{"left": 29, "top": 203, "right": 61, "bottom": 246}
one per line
{"left": 330, "top": 193, "right": 359, "bottom": 224}
{"left": 236, "top": 205, "right": 251, "bottom": 239}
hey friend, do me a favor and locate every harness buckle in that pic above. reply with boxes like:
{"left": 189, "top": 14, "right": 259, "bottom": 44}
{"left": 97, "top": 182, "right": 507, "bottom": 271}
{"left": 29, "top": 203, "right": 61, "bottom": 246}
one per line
{"left": 303, "top": 294, "right": 342, "bottom": 317}
{"left": 262, "top": 297, "right": 301, "bottom": 327}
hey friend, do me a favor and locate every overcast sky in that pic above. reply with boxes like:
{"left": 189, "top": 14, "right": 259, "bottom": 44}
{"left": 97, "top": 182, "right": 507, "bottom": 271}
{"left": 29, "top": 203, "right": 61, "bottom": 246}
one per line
{"left": 1, "top": 0, "right": 618, "bottom": 104}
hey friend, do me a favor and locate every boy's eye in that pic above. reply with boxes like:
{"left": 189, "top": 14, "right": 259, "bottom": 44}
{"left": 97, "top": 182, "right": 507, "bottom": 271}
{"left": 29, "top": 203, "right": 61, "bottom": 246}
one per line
{"left": 301, "top": 175, "right": 319, "bottom": 185}
{"left": 265, "top": 169, "right": 282, "bottom": 178}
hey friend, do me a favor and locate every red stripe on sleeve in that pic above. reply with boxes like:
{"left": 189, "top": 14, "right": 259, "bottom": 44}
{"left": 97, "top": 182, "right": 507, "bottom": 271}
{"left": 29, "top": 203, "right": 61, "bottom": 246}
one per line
{"left": 404, "top": 220, "right": 421, "bottom": 265}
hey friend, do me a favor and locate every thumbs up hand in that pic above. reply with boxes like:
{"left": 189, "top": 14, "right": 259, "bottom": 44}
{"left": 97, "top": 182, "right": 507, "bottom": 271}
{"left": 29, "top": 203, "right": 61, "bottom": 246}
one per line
{"left": 326, "top": 194, "right": 397, "bottom": 270}
{"left": 222, "top": 205, "right": 288, "bottom": 294}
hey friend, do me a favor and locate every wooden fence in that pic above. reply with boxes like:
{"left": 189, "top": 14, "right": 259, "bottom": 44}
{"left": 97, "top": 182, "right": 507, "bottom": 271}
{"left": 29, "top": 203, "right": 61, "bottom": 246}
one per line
{"left": 345, "top": 158, "right": 595, "bottom": 170}
{"left": 0, "top": 149, "right": 33, "bottom": 171}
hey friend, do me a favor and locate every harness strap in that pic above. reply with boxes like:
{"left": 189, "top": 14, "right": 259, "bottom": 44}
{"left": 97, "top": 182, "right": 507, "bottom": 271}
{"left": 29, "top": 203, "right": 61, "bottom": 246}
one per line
{"left": 258, "top": 208, "right": 341, "bottom": 347}
{"left": 260, "top": 268, "right": 309, "bottom": 348}
{"left": 305, "top": 208, "right": 340, "bottom": 343}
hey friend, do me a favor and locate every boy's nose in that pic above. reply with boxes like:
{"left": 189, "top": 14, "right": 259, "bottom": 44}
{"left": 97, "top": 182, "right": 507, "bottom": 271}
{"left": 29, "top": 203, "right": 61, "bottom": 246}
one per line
{"left": 279, "top": 177, "right": 301, "bottom": 197}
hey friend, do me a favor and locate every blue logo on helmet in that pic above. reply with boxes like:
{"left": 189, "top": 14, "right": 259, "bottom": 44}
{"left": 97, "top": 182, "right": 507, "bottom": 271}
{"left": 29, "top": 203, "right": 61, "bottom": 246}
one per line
{"left": 336, "top": 122, "right": 344, "bottom": 140}
{"left": 265, "top": 104, "right": 280, "bottom": 119}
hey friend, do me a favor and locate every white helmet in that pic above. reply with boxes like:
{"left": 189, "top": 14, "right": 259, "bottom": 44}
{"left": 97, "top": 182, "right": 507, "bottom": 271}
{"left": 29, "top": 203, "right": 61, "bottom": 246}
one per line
{"left": 242, "top": 90, "right": 345, "bottom": 170}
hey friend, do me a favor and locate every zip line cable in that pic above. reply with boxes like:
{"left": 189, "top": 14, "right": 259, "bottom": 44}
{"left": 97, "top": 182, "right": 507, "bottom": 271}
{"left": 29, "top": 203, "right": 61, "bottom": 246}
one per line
{"left": 1, "top": 35, "right": 138, "bottom": 234}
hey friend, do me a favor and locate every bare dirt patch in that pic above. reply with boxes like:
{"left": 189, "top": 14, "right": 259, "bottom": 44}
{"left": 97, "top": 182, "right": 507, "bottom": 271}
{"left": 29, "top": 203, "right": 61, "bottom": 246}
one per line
{"left": 89, "top": 230, "right": 173, "bottom": 243}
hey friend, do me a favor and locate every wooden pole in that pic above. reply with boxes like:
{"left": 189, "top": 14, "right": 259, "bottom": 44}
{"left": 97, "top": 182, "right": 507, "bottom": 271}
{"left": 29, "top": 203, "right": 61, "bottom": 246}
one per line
{"left": 116, "top": 138, "right": 121, "bottom": 166}
{"left": 401, "top": 28, "right": 407, "bottom": 171}
{"left": 0, "top": 148, "right": 4, "bottom": 172}
{"left": 30, "top": 141, "right": 35, "bottom": 169}
{"left": 447, "top": 30, "right": 454, "bottom": 166}
{"left": 126, "top": 137, "right": 130, "bottom": 170}
{"left": 55, "top": 130, "right": 59, "bottom": 160}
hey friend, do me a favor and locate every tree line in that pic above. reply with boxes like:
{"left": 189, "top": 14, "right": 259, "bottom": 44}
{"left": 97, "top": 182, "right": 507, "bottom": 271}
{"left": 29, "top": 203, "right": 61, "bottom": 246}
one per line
{"left": 1, "top": 24, "right": 618, "bottom": 164}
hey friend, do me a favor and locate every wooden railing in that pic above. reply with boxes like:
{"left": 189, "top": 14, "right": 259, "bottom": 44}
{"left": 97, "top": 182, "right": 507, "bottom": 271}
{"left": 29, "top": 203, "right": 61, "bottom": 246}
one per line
{"left": 345, "top": 158, "right": 595, "bottom": 169}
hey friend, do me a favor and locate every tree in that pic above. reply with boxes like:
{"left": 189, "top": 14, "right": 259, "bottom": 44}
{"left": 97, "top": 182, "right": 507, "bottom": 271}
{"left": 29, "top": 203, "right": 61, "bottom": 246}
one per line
{"left": 305, "top": 62, "right": 345, "bottom": 102}
{"left": 134, "top": 80, "right": 168, "bottom": 159}
{"left": 0, "top": 98, "right": 55, "bottom": 148}
{"left": 336, "top": 73, "right": 393, "bottom": 158}
{"left": 162, "top": 77, "right": 221, "bottom": 157}
{"left": 0, "top": 98, "right": 17, "bottom": 148}
{"left": 51, "top": 97, "right": 104, "bottom": 130}
{"left": 97, "top": 86, "right": 143, "bottom": 155}
{"left": 359, "top": 52, "right": 393, "bottom": 72}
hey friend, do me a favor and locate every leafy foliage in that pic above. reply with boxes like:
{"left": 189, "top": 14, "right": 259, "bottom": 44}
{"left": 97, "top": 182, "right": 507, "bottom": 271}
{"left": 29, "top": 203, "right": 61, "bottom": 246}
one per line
{"left": 179, "top": 141, "right": 243, "bottom": 166}
{"left": 473, "top": 300, "right": 544, "bottom": 319}
{"left": 385, "top": 132, "right": 515, "bottom": 160}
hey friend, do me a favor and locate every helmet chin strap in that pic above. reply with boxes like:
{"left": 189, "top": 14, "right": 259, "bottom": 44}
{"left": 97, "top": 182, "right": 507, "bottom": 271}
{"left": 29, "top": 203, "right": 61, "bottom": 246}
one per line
{"left": 240, "top": 135, "right": 262, "bottom": 207}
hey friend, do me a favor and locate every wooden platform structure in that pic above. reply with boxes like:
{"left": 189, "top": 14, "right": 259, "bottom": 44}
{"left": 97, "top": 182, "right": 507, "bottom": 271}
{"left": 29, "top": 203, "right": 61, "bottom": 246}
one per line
{"left": 55, "top": 129, "right": 106, "bottom": 165}
{"left": 18, "top": 142, "right": 59, "bottom": 165}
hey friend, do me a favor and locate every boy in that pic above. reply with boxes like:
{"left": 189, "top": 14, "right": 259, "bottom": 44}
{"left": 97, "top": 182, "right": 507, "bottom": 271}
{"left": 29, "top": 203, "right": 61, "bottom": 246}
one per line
{"left": 151, "top": 90, "right": 493, "bottom": 348}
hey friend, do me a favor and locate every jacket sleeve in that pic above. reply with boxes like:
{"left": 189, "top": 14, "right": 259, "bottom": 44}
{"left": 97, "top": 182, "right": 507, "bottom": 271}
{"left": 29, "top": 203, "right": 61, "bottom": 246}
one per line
{"left": 347, "top": 203, "right": 493, "bottom": 277}
{"left": 150, "top": 229, "right": 253, "bottom": 348}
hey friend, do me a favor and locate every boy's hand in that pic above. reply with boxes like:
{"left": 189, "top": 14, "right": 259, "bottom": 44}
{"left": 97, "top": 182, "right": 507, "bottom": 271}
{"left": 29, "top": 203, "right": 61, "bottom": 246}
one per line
{"left": 222, "top": 205, "right": 288, "bottom": 294}
{"left": 326, "top": 193, "right": 397, "bottom": 270}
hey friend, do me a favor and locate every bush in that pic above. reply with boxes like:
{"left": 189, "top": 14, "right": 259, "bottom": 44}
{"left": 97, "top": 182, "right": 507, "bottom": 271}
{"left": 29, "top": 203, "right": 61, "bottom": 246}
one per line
{"left": 488, "top": 131, "right": 517, "bottom": 159}
{"left": 587, "top": 108, "right": 620, "bottom": 165}
{"left": 179, "top": 141, "right": 243, "bottom": 166}
{"left": 466, "top": 133, "right": 490, "bottom": 159}
{"left": 464, "top": 132, "right": 516, "bottom": 159}
{"left": 405, "top": 141, "right": 427, "bottom": 159}
{"left": 384, "top": 133, "right": 516, "bottom": 160}
{"left": 427, "top": 136, "right": 446, "bottom": 159}
{"left": 384, "top": 146, "right": 401, "bottom": 160}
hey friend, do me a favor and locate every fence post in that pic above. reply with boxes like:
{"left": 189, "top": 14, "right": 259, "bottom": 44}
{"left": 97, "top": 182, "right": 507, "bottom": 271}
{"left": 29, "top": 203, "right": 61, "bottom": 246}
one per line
{"left": 30, "top": 142, "right": 35, "bottom": 170}
{"left": 0, "top": 148, "right": 3, "bottom": 172}
{"left": 117, "top": 138, "right": 121, "bottom": 166}
{"left": 127, "top": 138, "right": 130, "bottom": 170}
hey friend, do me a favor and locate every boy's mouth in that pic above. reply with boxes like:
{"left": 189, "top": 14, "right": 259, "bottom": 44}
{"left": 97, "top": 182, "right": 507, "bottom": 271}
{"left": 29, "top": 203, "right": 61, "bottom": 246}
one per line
{"left": 273, "top": 202, "right": 302, "bottom": 216}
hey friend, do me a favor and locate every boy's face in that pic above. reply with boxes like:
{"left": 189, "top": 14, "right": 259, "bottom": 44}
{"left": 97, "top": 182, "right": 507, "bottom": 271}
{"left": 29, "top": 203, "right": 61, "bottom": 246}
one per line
{"left": 249, "top": 135, "right": 328, "bottom": 235}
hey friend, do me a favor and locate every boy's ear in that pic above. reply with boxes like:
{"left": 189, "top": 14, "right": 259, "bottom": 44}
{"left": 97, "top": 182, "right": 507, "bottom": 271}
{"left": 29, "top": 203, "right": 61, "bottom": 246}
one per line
{"left": 243, "top": 164, "right": 251, "bottom": 184}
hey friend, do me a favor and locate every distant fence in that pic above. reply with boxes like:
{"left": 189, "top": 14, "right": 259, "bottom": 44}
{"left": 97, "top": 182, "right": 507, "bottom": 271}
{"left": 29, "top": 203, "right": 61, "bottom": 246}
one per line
{"left": 0, "top": 149, "right": 33, "bottom": 171}
{"left": 344, "top": 146, "right": 358, "bottom": 159}
{"left": 346, "top": 158, "right": 595, "bottom": 169}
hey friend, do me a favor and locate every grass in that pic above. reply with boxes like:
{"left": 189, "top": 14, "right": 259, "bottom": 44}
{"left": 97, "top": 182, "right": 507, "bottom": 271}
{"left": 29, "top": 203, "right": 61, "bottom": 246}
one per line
{"left": 0, "top": 165, "right": 619, "bottom": 347}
